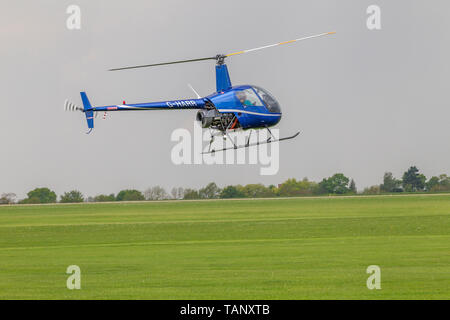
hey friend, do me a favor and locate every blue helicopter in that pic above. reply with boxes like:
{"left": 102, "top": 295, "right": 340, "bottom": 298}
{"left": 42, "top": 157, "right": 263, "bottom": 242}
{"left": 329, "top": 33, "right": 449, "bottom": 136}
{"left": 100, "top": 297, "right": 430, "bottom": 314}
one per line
{"left": 65, "top": 31, "right": 335, "bottom": 153}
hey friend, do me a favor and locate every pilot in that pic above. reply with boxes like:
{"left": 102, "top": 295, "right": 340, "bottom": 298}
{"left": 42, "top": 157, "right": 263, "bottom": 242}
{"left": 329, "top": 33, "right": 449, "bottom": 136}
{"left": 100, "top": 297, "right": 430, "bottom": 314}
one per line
{"left": 236, "top": 91, "right": 253, "bottom": 107}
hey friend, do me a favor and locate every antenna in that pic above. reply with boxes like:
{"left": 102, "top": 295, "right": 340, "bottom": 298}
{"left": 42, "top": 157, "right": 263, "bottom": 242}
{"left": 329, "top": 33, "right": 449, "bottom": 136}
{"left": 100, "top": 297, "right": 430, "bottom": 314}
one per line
{"left": 187, "top": 84, "right": 201, "bottom": 99}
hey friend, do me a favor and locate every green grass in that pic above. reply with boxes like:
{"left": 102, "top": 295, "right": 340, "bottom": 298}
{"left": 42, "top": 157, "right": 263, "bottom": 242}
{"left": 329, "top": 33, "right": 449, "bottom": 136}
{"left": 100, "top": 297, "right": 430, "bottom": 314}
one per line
{"left": 0, "top": 195, "right": 449, "bottom": 299}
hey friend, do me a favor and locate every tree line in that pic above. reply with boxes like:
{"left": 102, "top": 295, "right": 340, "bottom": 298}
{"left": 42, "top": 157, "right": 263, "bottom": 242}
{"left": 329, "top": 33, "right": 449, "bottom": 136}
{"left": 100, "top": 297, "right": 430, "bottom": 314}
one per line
{"left": 0, "top": 166, "right": 449, "bottom": 205}
{"left": 362, "top": 166, "right": 450, "bottom": 194}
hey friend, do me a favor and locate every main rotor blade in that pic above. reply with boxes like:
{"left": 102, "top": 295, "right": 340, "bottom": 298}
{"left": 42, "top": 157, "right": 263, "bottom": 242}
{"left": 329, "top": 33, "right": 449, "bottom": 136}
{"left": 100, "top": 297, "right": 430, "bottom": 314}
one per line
{"left": 109, "top": 56, "right": 216, "bottom": 71}
{"left": 225, "top": 31, "right": 336, "bottom": 58}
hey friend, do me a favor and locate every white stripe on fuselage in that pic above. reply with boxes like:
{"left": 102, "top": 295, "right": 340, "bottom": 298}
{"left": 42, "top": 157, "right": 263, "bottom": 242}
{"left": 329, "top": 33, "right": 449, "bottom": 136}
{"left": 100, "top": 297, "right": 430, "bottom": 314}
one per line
{"left": 217, "top": 109, "right": 281, "bottom": 117}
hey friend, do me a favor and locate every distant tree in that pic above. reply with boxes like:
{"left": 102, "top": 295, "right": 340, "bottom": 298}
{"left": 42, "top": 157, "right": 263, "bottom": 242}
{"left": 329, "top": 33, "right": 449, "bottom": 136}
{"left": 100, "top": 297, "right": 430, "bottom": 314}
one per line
{"left": 0, "top": 193, "right": 16, "bottom": 204}
{"left": 116, "top": 189, "right": 145, "bottom": 201}
{"left": 240, "top": 184, "right": 273, "bottom": 198}
{"left": 362, "top": 185, "right": 381, "bottom": 195}
{"left": 268, "top": 184, "right": 279, "bottom": 196}
{"left": 278, "top": 178, "right": 319, "bottom": 197}
{"left": 426, "top": 176, "right": 440, "bottom": 192}
{"left": 349, "top": 179, "right": 357, "bottom": 194}
{"left": 318, "top": 173, "right": 350, "bottom": 194}
{"left": 199, "top": 182, "right": 221, "bottom": 199}
{"left": 144, "top": 186, "right": 168, "bottom": 200}
{"left": 402, "top": 166, "right": 426, "bottom": 192}
{"left": 277, "top": 178, "right": 299, "bottom": 197}
{"left": 183, "top": 188, "right": 200, "bottom": 200}
{"left": 418, "top": 174, "right": 427, "bottom": 190}
{"left": 60, "top": 190, "right": 84, "bottom": 203}
{"left": 178, "top": 187, "right": 185, "bottom": 198}
{"left": 174, "top": 187, "right": 185, "bottom": 199}
{"left": 18, "top": 197, "right": 40, "bottom": 204}
{"left": 427, "top": 174, "right": 450, "bottom": 192}
{"left": 93, "top": 194, "right": 116, "bottom": 202}
{"left": 20, "top": 187, "right": 57, "bottom": 204}
{"left": 380, "top": 172, "right": 402, "bottom": 192}
{"left": 438, "top": 174, "right": 450, "bottom": 190}
{"left": 220, "top": 185, "right": 246, "bottom": 198}
{"left": 171, "top": 187, "right": 181, "bottom": 199}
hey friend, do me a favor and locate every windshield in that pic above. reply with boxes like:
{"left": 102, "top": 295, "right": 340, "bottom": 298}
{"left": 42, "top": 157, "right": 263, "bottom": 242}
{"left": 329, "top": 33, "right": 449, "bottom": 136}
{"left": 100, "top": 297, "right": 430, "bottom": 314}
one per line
{"left": 253, "top": 86, "right": 281, "bottom": 113}
{"left": 235, "top": 89, "right": 264, "bottom": 107}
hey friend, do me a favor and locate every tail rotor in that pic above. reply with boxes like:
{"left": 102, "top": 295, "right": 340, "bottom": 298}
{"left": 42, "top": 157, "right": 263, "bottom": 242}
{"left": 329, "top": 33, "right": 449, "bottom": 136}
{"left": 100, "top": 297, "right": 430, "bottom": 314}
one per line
{"left": 64, "top": 99, "right": 83, "bottom": 112}
{"left": 64, "top": 93, "right": 96, "bottom": 134}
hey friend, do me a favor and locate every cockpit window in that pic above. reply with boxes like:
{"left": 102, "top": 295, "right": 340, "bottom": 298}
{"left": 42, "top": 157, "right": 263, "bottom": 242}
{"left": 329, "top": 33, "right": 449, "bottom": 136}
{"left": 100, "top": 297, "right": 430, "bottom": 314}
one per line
{"left": 235, "top": 89, "right": 263, "bottom": 107}
{"left": 253, "top": 86, "right": 281, "bottom": 113}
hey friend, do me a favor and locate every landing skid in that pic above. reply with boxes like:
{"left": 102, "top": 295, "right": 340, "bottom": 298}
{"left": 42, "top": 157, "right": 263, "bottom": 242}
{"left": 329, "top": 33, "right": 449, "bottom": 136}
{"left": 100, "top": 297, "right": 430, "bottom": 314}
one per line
{"left": 202, "top": 131, "right": 300, "bottom": 154}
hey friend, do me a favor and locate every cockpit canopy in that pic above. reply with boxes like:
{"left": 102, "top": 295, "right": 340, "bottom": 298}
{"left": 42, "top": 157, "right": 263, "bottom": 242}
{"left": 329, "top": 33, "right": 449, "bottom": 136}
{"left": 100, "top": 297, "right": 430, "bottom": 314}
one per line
{"left": 234, "top": 86, "right": 281, "bottom": 113}
{"left": 253, "top": 86, "right": 281, "bottom": 113}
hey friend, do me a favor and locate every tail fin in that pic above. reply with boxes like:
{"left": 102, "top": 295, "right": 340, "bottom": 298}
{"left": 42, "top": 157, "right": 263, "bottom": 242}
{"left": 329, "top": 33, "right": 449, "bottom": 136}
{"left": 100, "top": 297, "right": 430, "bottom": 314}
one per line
{"left": 80, "top": 92, "right": 94, "bottom": 133}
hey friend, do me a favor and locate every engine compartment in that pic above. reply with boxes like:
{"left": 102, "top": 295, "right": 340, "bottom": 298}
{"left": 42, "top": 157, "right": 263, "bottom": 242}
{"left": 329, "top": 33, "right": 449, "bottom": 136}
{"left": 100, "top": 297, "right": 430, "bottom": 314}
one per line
{"left": 196, "top": 104, "right": 240, "bottom": 130}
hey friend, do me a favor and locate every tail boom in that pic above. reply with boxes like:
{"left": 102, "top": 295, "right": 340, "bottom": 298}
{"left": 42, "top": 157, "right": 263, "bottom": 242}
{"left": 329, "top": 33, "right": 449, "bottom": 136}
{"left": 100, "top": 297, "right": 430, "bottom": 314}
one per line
{"left": 88, "top": 98, "right": 207, "bottom": 112}
{"left": 79, "top": 92, "right": 207, "bottom": 133}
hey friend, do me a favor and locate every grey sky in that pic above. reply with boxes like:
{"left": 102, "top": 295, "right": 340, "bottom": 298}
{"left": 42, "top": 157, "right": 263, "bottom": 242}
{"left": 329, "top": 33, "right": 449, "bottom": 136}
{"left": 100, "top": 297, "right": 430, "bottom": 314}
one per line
{"left": 1, "top": 0, "right": 449, "bottom": 199}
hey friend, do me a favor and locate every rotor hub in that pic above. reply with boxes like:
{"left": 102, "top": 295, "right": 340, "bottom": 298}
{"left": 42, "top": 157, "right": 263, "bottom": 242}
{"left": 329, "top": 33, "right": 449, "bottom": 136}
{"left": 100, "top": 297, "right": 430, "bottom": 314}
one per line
{"left": 215, "top": 54, "right": 226, "bottom": 65}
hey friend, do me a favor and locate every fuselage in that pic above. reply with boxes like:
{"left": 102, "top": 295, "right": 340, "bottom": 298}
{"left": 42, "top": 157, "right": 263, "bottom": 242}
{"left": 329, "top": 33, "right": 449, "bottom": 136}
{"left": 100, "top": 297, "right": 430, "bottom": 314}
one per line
{"left": 84, "top": 85, "right": 281, "bottom": 132}
{"left": 206, "top": 85, "right": 282, "bottom": 129}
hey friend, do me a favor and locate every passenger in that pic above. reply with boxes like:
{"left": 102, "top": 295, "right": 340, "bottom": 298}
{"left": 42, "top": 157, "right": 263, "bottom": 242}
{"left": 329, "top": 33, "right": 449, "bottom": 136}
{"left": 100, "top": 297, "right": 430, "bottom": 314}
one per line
{"left": 236, "top": 91, "right": 253, "bottom": 107}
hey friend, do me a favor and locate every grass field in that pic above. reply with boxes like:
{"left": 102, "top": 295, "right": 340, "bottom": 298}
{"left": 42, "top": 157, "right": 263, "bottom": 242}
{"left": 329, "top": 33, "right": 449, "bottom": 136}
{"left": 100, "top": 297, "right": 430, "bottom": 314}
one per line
{"left": 0, "top": 195, "right": 449, "bottom": 299}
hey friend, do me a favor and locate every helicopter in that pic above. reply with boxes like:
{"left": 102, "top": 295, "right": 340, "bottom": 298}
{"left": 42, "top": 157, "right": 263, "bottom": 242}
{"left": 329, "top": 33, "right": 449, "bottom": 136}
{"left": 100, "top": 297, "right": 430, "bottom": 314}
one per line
{"left": 65, "top": 31, "right": 335, "bottom": 153}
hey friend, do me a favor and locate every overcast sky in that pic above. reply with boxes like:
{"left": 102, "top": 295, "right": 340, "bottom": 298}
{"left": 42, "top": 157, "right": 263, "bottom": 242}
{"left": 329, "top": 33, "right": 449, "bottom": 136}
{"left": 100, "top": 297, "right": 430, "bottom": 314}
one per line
{"left": 1, "top": 0, "right": 449, "bottom": 199}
